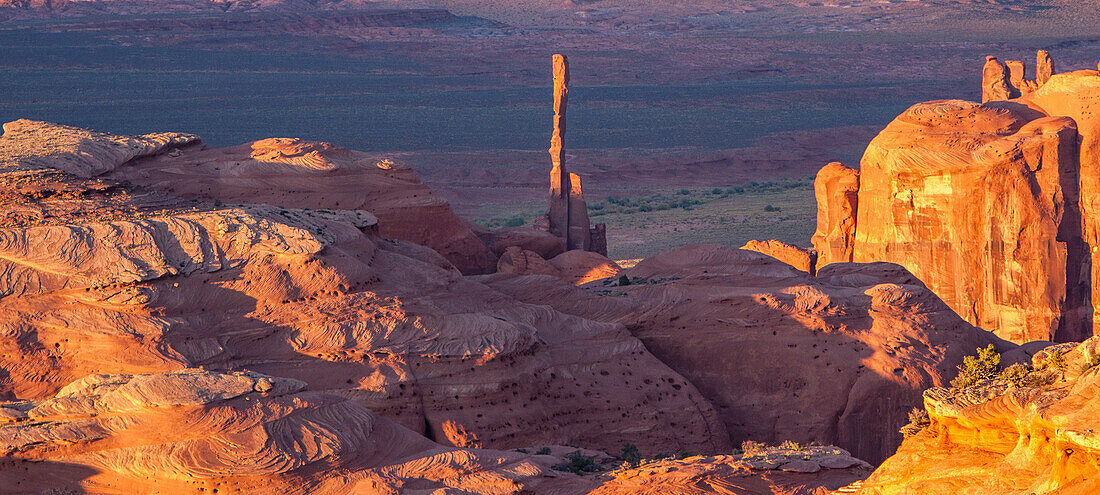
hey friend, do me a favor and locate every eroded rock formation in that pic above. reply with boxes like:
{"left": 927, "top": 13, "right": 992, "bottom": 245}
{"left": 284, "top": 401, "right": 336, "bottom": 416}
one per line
{"left": 97, "top": 130, "right": 497, "bottom": 274}
{"left": 535, "top": 54, "right": 608, "bottom": 256}
{"left": 811, "top": 162, "right": 859, "bottom": 267}
{"left": 482, "top": 244, "right": 1003, "bottom": 464}
{"left": 741, "top": 239, "right": 818, "bottom": 275}
{"left": 0, "top": 120, "right": 730, "bottom": 459}
{"left": 814, "top": 51, "right": 1100, "bottom": 343}
{"left": 0, "top": 369, "right": 870, "bottom": 494}
{"left": 861, "top": 338, "right": 1100, "bottom": 494}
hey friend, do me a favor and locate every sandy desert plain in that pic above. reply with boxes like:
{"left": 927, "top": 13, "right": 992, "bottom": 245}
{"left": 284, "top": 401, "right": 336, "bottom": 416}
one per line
{"left": 4, "top": 0, "right": 1100, "bottom": 493}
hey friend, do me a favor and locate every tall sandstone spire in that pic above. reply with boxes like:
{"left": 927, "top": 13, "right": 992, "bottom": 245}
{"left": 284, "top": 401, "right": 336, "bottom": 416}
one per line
{"left": 544, "top": 54, "right": 607, "bottom": 255}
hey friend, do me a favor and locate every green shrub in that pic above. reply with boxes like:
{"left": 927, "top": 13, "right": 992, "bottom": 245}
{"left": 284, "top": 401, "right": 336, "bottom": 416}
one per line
{"left": 503, "top": 217, "right": 525, "bottom": 227}
{"left": 536, "top": 447, "right": 551, "bottom": 455}
{"left": 951, "top": 344, "right": 1001, "bottom": 389}
{"left": 763, "top": 204, "right": 781, "bottom": 212}
{"left": 1049, "top": 350, "right": 1068, "bottom": 376}
{"left": 678, "top": 189, "right": 691, "bottom": 195}
{"left": 557, "top": 451, "right": 600, "bottom": 474}
{"left": 998, "top": 362, "right": 1031, "bottom": 387}
{"left": 678, "top": 451, "right": 695, "bottom": 459}
{"left": 619, "top": 443, "right": 642, "bottom": 468}
{"left": 900, "top": 407, "right": 931, "bottom": 438}
{"left": 711, "top": 187, "right": 723, "bottom": 194}
{"left": 618, "top": 274, "right": 631, "bottom": 286}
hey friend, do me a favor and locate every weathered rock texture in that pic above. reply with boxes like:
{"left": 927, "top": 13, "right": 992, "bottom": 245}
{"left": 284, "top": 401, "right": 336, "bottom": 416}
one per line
{"left": 982, "top": 56, "right": 1014, "bottom": 102}
{"left": 482, "top": 244, "right": 1003, "bottom": 464}
{"left": 0, "top": 370, "right": 594, "bottom": 494}
{"left": 101, "top": 132, "right": 497, "bottom": 274}
{"left": 0, "top": 370, "right": 868, "bottom": 494}
{"left": 592, "top": 445, "right": 872, "bottom": 495}
{"left": 861, "top": 338, "right": 1100, "bottom": 494}
{"left": 811, "top": 162, "right": 859, "bottom": 267}
{"left": 536, "top": 53, "right": 608, "bottom": 256}
{"left": 496, "top": 246, "right": 622, "bottom": 284}
{"left": 814, "top": 52, "right": 1100, "bottom": 343}
{"left": 742, "top": 239, "right": 817, "bottom": 275}
{"left": 0, "top": 120, "right": 730, "bottom": 459}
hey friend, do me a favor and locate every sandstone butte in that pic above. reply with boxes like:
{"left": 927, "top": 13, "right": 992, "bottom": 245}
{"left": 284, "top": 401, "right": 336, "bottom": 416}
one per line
{"left": 813, "top": 51, "right": 1100, "bottom": 345}
{"left": 0, "top": 118, "right": 892, "bottom": 494}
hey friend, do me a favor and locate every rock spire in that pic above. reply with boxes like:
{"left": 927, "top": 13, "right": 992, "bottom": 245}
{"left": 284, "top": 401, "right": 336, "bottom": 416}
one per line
{"left": 539, "top": 54, "right": 607, "bottom": 256}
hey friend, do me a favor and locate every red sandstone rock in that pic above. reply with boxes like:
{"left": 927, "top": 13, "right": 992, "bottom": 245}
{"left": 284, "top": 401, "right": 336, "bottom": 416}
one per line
{"left": 1023, "top": 69, "right": 1100, "bottom": 341}
{"left": 101, "top": 134, "right": 497, "bottom": 274}
{"left": 0, "top": 370, "right": 867, "bottom": 494}
{"left": 811, "top": 162, "right": 859, "bottom": 267}
{"left": 480, "top": 225, "right": 566, "bottom": 259}
{"left": 0, "top": 120, "right": 729, "bottom": 459}
{"left": 548, "top": 249, "right": 622, "bottom": 284}
{"left": 982, "top": 56, "right": 1013, "bottom": 102}
{"left": 482, "top": 244, "right": 1000, "bottom": 464}
{"left": 741, "top": 239, "right": 817, "bottom": 275}
{"left": 543, "top": 54, "right": 607, "bottom": 256}
{"left": 861, "top": 338, "right": 1100, "bottom": 494}
{"left": 850, "top": 100, "right": 1082, "bottom": 343}
{"left": 496, "top": 247, "right": 621, "bottom": 285}
{"left": 1037, "top": 49, "right": 1054, "bottom": 86}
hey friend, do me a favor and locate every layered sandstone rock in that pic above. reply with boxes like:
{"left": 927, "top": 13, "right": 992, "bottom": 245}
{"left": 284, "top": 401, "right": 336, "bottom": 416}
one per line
{"left": 813, "top": 52, "right": 1100, "bottom": 343}
{"left": 0, "top": 369, "right": 589, "bottom": 494}
{"left": 742, "top": 239, "right": 817, "bottom": 275}
{"left": 0, "top": 120, "right": 729, "bottom": 458}
{"left": 0, "top": 370, "right": 868, "bottom": 494}
{"left": 104, "top": 134, "right": 497, "bottom": 274}
{"left": 482, "top": 244, "right": 1002, "bottom": 464}
{"left": 861, "top": 339, "right": 1100, "bottom": 494}
{"left": 811, "top": 162, "right": 859, "bottom": 267}
{"left": 852, "top": 100, "right": 1082, "bottom": 343}
{"left": 1024, "top": 69, "right": 1100, "bottom": 341}
{"left": 592, "top": 446, "right": 872, "bottom": 495}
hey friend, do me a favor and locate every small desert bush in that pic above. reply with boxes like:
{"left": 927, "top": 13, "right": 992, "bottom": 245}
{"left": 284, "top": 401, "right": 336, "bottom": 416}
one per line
{"left": 619, "top": 443, "right": 642, "bottom": 468}
{"left": 998, "top": 362, "right": 1032, "bottom": 387}
{"left": 536, "top": 447, "right": 551, "bottom": 455}
{"left": 618, "top": 274, "right": 631, "bottom": 286}
{"left": 778, "top": 440, "right": 800, "bottom": 450}
{"left": 951, "top": 344, "right": 1000, "bottom": 389}
{"left": 900, "top": 407, "right": 931, "bottom": 439}
{"left": 557, "top": 452, "right": 600, "bottom": 474}
{"left": 741, "top": 440, "right": 767, "bottom": 455}
{"left": 1021, "top": 371, "right": 1059, "bottom": 387}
